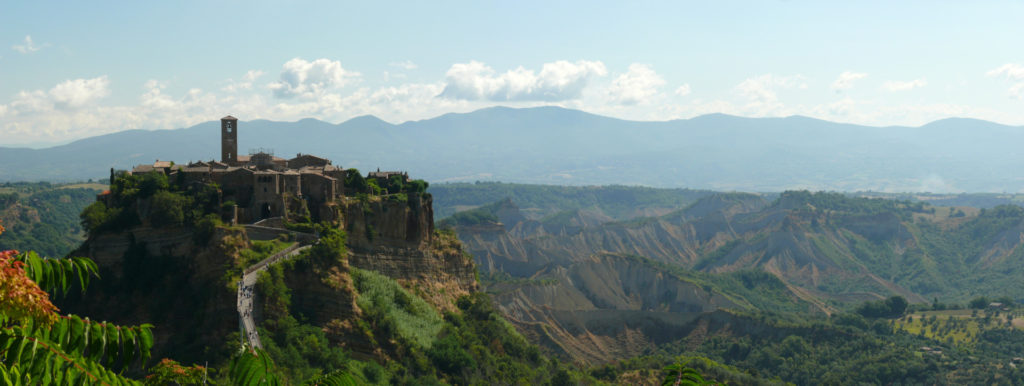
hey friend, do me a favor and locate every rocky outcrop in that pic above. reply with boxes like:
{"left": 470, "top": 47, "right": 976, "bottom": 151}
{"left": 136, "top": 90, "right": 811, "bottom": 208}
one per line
{"left": 59, "top": 225, "right": 248, "bottom": 366}
{"left": 341, "top": 194, "right": 477, "bottom": 310}
{"left": 494, "top": 254, "right": 738, "bottom": 364}
{"left": 62, "top": 191, "right": 478, "bottom": 366}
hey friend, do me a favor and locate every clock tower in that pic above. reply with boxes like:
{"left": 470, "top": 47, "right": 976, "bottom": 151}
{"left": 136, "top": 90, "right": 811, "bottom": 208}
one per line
{"left": 221, "top": 115, "right": 238, "bottom": 164}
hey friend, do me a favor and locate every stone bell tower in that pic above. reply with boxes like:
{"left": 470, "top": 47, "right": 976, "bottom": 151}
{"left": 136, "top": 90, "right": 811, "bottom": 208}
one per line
{"left": 221, "top": 115, "right": 238, "bottom": 164}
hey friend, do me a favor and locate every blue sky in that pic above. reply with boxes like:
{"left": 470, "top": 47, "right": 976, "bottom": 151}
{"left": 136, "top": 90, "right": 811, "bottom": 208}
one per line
{"left": 2, "top": 1, "right": 1024, "bottom": 146}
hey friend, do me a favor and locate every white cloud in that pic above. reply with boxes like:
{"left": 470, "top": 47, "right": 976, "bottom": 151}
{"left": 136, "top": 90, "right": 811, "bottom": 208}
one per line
{"left": 881, "top": 78, "right": 927, "bottom": 92}
{"left": 607, "top": 64, "right": 665, "bottom": 105}
{"left": 987, "top": 63, "right": 1024, "bottom": 80}
{"left": 438, "top": 60, "right": 607, "bottom": 101}
{"left": 49, "top": 76, "right": 110, "bottom": 109}
{"left": 11, "top": 58, "right": 1024, "bottom": 147}
{"left": 11, "top": 35, "right": 41, "bottom": 54}
{"left": 987, "top": 63, "right": 1024, "bottom": 98}
{"left": 674, "top": 84, "right": 692, "bottom": 97}
{"left": 734, "top": 74, "right": 805, "bottom": 115}
{"left": 389, "top": 60, "right": 417, "bottom": 70}
{"left": 831, "top": 71, "right": 867, "bottom": 91}
{"left": 269, "top": 58, "right": 361, "bottom": 99}
{"left": 8, "top": 90, "right": 52, "bottom": 114}
{"left": 222, "top": 70, "right": 265, "bottom": 92}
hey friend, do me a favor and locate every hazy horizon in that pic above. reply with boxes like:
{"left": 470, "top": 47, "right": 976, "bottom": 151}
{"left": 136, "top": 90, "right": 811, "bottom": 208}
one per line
{"left": 3, "top": 1, "right": 1024, "bottom": 147}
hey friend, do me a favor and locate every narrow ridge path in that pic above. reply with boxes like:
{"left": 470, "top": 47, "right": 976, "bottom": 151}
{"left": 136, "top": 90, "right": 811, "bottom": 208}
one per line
{"left": 236, "top": 232, "right": 316, "bottom": 349}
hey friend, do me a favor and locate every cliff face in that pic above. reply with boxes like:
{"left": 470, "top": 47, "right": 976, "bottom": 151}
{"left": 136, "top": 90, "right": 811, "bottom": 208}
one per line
{"left": 60, "top": 226, "right": 247, "bottom": 365}
{"left": 61, "top": 192, "right": 478, "bottom": 365}
{"left": 341, "top": 194, "right": 478, "bottom": 310}
{"left": 271, "top": 194, "right": 477, "bottom": 360}
{"left": 492, "top": 254, "right": 738, "bottom": 364}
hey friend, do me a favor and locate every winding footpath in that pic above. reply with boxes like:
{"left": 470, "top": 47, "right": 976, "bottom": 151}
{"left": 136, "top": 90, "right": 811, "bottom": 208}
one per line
{"left": 236, "top": 230, "right": 316, "bottom": 350}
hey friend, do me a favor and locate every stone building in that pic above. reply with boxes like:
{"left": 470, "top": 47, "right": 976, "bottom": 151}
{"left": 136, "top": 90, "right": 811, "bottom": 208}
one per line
{"left": 129, "top": 116, "right": 357, "bottom": 223}
{"left": 125, "top": 115, "right": 420, "bottom": 223}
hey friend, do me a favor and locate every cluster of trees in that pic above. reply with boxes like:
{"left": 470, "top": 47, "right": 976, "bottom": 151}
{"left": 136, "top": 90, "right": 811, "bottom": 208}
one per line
{"left": 659, "top": 310, "right": 965, "bottom": 385}
{"left": 79, "top": 173, "right": 222, "bottom": 236}
{"left": 855, "top": 296, "right": 909, "bottom": 318}
{"left": 342, "top": 168, "right": 429, "bottom": 198}
{"left": 436, "top": 208, "right": 499, "bottom": 228}
{"left": 776, "top": 190, "right": 929, "bottom": 216}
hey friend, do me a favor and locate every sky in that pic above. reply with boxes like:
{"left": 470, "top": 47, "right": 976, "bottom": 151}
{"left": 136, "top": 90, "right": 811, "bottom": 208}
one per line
{"left": 2, "top": 1, "right": 1024, "bottom": 147}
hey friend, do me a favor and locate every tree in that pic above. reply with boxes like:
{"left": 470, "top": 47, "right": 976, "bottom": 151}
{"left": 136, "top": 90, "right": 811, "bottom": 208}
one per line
{"left": 80, "top": 201, "right": 114, "bottom": 233}
{"left": 149, "top": 191, "right": 188, "bottom": 227}
{"left": 0, "top": 219, "right": 152, "bottom": 384}
{"left": 969, "top": 296, "right": 990, "bottom": 309}
{"left": 885, "top": 296, "right": 909, "bottom": 317}
{"left": 343, "top": 169, "right": 367, "bottom": 194}
{"left": 385, "top": 175, "right": 405, "bottom": 195}
{"left": 661, "top": 362, "right": 715, "bottom": 386}
{"left": 406, "top": 179, "right": 429, "bottom": 194}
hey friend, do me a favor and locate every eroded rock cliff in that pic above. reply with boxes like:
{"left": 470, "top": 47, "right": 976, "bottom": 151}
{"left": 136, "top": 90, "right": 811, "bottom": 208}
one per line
{"left": 61, "top": 192, "right": 478, "bottom": 366}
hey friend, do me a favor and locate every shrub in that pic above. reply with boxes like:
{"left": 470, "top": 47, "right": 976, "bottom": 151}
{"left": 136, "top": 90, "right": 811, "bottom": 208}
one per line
{"left": 149, "top": 190, "right": 189, "bottom": 227}
{"left": 194, "top": 213, "right": 222, "bottom": 244}
{"left": 352, "top": 268, "right": 443, "bottom": 350}
{"left": 80, "top": 201, "right": 114, "bottom": 233}
{"left": 428, "top": 335, "right": 475, "bottom": 374}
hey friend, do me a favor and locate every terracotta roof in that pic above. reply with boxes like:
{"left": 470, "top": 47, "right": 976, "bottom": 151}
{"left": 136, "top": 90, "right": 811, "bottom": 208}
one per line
{"left": 237, "top": 155, "right": 251, "bottom": 162}
{"left": 132, "top": 165, "right": 156, "bottom": 173}
{"left": 153, "top": 161, "right": 172, "bottom": 168}
{"left": 222, "top": 115, "right": 238, "bottom": 121}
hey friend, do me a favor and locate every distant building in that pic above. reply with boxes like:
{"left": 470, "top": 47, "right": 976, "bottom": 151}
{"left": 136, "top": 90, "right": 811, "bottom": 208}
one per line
{"left": 368, "top": 169, "right": 409, "bottom": 186}
{"left": 127, "top": 116, "right": 411, "bottom": 223}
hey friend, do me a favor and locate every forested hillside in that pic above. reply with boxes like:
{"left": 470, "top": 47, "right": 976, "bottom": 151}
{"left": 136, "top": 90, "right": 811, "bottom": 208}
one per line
{"left": 0, "top": 181, "right": 104, "bottom": 257}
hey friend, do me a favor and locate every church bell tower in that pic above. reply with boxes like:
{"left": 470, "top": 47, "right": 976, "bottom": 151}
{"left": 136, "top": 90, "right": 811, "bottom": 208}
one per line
{"left": 221, "top": 115, "right": 238, "bottom": 164}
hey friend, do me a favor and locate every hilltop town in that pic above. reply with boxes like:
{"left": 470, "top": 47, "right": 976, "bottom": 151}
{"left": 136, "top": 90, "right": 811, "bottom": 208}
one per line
{"left": 113, "top": 115, "right": 412, "bottom": 224}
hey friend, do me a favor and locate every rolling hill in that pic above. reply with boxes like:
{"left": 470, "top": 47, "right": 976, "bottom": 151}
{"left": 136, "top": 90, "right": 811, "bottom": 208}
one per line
{"left": 4, "top": 106, "right": 1024, "bottom": 192}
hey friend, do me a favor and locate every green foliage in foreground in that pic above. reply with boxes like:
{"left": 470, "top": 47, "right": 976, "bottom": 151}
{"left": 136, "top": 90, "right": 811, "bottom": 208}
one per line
{"left": 0, "top": 251, "right": 152, "bottom": 385}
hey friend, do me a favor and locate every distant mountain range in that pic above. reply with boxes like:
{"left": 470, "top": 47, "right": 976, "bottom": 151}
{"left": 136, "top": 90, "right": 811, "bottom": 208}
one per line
{"left": 2, "top": 106, "right": 1024, "bottom": 192}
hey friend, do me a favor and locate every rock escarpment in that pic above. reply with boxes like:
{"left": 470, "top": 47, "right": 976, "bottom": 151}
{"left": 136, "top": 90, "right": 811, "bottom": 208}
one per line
{"left": 60, "top": 226, "right": 248, "bottom": 365}
{"left": 341, "top": 194, "right": 478, "bottom": 309}
{"left": 61, "top": 192, "right": 477, "bottom": 365}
